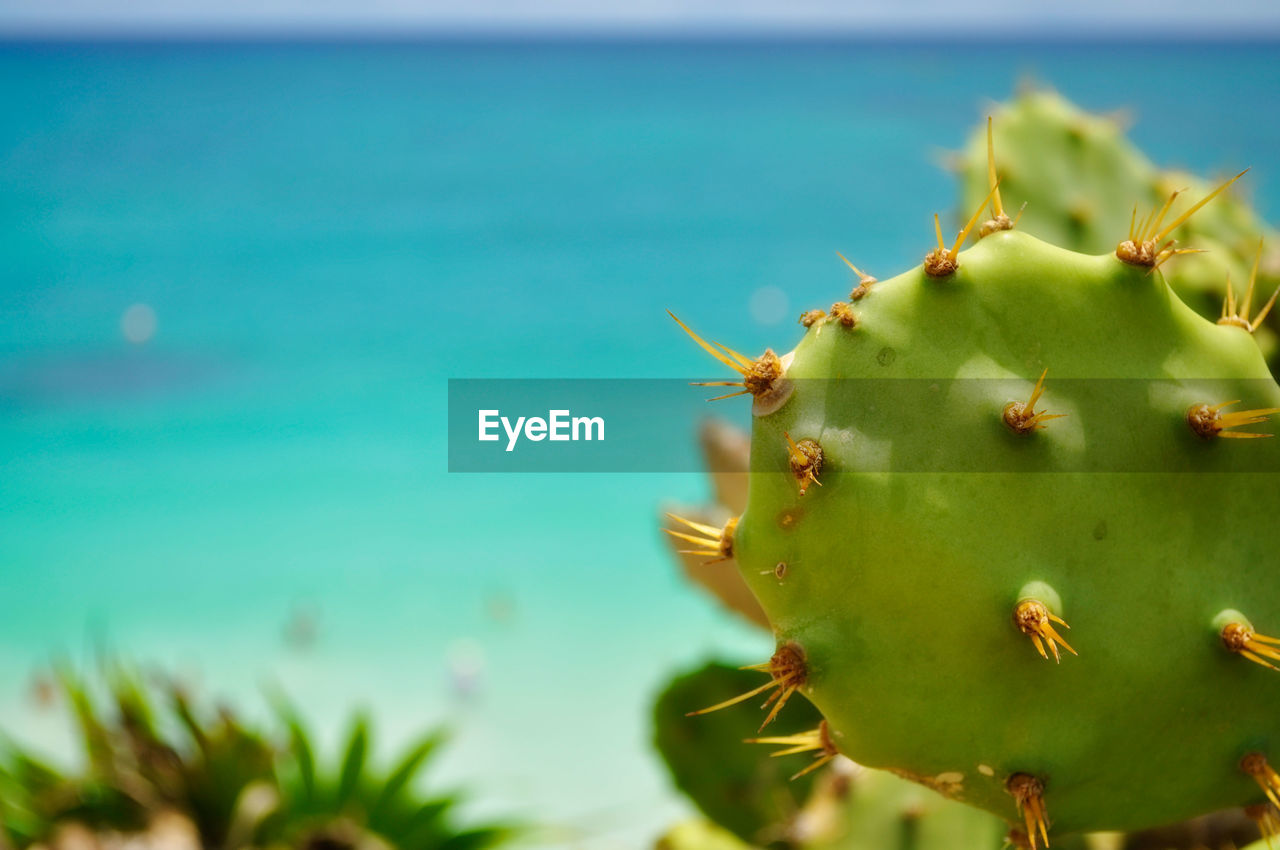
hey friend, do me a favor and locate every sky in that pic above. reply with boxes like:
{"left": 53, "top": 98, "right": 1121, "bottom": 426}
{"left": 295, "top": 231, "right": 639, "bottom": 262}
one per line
{"left": 2, "top": 0, "right": 1280, "bottom": 37}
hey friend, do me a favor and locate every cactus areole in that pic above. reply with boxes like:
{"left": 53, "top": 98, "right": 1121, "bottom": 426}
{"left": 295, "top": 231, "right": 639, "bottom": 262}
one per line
{"left": 669, "top": 129, "right": 1280, "bottom": 845}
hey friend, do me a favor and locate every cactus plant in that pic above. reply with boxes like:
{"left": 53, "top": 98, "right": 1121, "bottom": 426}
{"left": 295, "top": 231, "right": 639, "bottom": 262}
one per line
{"left": 655, "top": 426, "right": 1265, "bottom": 850}
{"left": 665, "top": 122, "right": 1280, "bottom": 848}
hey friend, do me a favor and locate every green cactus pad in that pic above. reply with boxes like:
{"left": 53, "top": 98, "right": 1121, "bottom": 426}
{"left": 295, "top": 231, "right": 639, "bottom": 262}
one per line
{"left": 697, "top": 228, "right": 1280, "bottom": 839}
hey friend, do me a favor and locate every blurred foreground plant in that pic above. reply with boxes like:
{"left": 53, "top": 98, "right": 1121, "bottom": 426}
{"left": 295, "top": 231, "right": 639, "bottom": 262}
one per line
{"left": 0, "top": 663, "right": 512, "bottom": 850}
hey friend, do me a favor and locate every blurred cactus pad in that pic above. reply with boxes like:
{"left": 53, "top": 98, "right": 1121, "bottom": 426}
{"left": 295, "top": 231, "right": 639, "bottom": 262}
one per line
{"left": 957, "top": 90, "right": 1280, "bottom": 365}
{"left": 664, "top": 108, "right": 1280, "bottom": 848}
{"left": 0, "top": 663, "right": 512, "bottom": 850}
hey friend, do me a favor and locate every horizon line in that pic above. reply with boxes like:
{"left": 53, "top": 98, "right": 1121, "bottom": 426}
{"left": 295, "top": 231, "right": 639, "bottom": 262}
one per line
{"left": 2, "top": 26, "right": 1280, "bottom": 43}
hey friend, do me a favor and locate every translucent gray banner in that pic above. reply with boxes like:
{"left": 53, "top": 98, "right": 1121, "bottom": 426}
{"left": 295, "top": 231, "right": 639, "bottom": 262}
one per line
{"left": 447, "top": 378, "right": 1280, "bottom": 473}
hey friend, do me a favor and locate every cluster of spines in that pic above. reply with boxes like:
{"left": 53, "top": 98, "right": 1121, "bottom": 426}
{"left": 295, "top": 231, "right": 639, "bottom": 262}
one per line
{"left": 669, "top": 120, "right": 1280, "bottom": 845}
{"left": 1013, "top": 599, "right": 1076, "bottom": 664}
{"left": 1115, "top": 169, "right": 1247, "bottom": 271}
{"left": 1243, "top": 754, "right": 1280, "bottom": 845}
{"left": 746, "top": 719, "right": 839, "bottom": 780}
{"left": 666, "top": 311, "right": 784, "bottom": 403}
{"left": 1003, "top": 369, "right": 1065, "bottom": 435}
{"left": 1188, "top": 400, "right": 1280, "bottom": 440}
{"left": 1007, "top": 774, "right": 1050, "bottom": 850}
{"left": 1219, "top": 240, "right": 1280, "bottom": 333}
{"left": 979, "top": 117, "right": 1025, "bottom": 238}
{"left": 663, "top": 513, "right": 737, "bottom": 565}
{"left": 684, "top": 642, "right": 808, "bottom": 733}
{"left": 1221, "top": 619, "right": 1280, "bottom": 670}
{"left": 784, "top": 432, "right": 823, "bottom": 495}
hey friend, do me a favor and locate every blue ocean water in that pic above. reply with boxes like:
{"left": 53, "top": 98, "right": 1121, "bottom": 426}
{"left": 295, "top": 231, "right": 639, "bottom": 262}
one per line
{"left": 1, "top": 39, "right": 1278, "bottom": 846}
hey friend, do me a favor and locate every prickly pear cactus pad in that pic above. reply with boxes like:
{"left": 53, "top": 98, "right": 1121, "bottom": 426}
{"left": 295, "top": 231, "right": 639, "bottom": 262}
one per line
{"left": 665, "top": 135, "right": 1280, "bottom": 847}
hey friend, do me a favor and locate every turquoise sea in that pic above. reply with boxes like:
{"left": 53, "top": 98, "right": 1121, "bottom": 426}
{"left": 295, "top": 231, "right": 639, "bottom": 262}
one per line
{"left": 2, "top": 39, "right": 1279, "bottom": 847}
